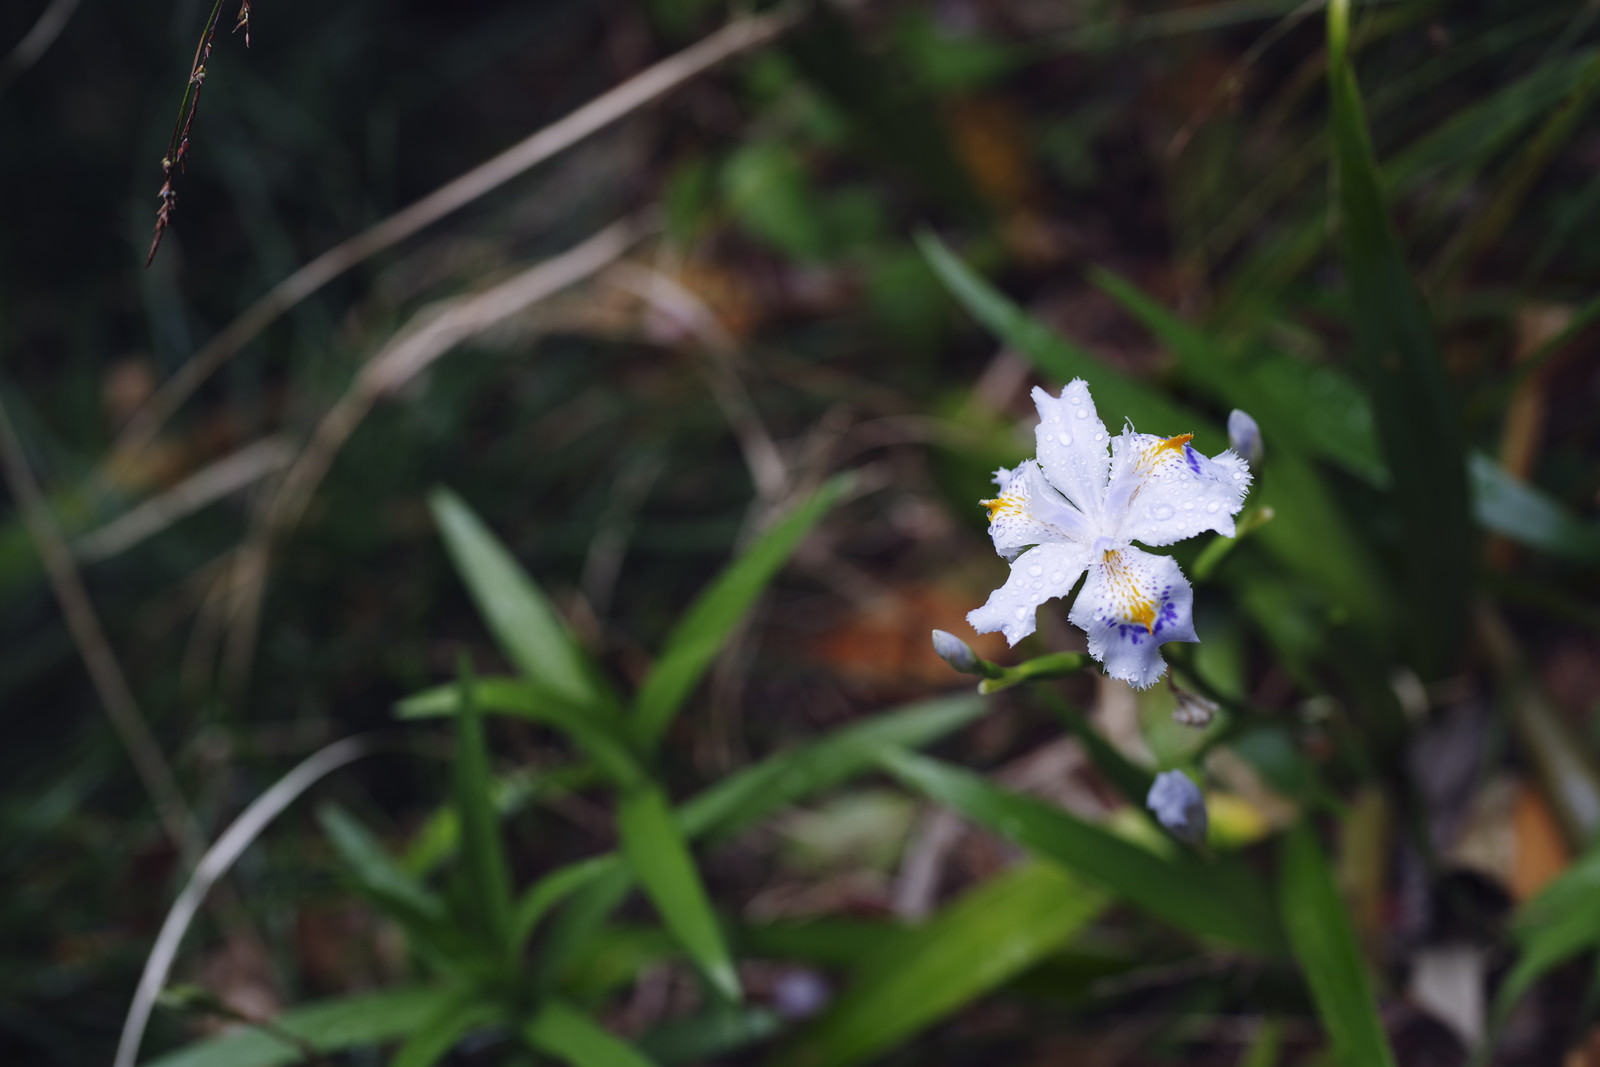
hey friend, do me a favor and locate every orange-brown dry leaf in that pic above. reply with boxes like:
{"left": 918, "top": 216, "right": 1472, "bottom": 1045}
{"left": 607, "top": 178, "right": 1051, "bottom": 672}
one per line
{"left": 806, "top": 583, "right": 1008, "bottom": 691}
{"left": 1512, "top": 780, "right": 1572, "bottom": 902}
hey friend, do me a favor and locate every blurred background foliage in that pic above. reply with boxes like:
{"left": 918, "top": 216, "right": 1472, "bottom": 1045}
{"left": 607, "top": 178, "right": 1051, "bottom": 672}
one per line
{"left": 2, "top": 0, "right": 1600, "bottom": 1063}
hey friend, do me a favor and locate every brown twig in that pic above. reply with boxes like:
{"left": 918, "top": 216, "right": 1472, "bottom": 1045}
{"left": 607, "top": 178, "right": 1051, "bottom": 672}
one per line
{"left": 0, "top": 393, "right": 201, "bottom": 862}
{"left": 112, "top": 3, "right": 803, "bottom": 461}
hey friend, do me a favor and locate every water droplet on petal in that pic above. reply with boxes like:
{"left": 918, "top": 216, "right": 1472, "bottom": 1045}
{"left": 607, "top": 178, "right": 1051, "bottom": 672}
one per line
{"left": 1075, "top": 408, "right": 1088, "bottom": 419}
{"left": 1030, "top": 565, "right": 1043, "bottom": 576}
{"left": 1153, "top": 504, "right": 1174, "bottom": 520}
{"left": 1094, "top": 431, "right": 1104, "bottom": 442}
{"left": 1013, "top": 607, "right": 1027, "bottom": 620}
{"left": 1184, "top": 502, "right": 1194, "bottom": 509}
{"left": 1060, "top": 434, "right": 1072, "bottom": 446}
{"left": 1069, "top": 395, "right": 1082, "bottom": 405}
{"left": 1051, "top": 571, "right": 1065, "bottom": 582}
{"left": 1206, "top": 500, "right": 1220, "bottom": 513}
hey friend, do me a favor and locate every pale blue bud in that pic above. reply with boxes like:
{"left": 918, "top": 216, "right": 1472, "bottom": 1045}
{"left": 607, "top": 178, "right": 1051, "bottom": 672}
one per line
{"left": 931, "top": 629, "right": 981, "bottom": 674}
{"left": 1147, "top": 769, "right": 1208, "bottom": 846}
{"left": 1227, "top": 409, "right": 1263, "bottom": 470}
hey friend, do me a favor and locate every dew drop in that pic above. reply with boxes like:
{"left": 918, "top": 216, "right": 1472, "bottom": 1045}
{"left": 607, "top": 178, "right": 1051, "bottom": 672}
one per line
{"left": 1184, "top": 501, "right": 1194, "bottom": 509}
{"left": 1206, "top": 500, "right": 1221, "bottom": 513}
{"left": 1075, "top": 408, "right": 1088, "bottom": 419}
{"left": 1051, "top": 571, "right": 1065, "bottom": 582}
{"left": 1060, "top": 434, "right": 1072, "bottom": 446}
{"left": 1013, "top": 607, "right": 1027, "bottom": 620}
{"left": 1153, "top": 503, "right": 1175, "bottom": 520}
{"left": 1094, "top": 431, "right": 1105, "bottom": 442}
{"left": 1069, "top": 394, "right": 1082, "bottom": 405}
{"left": 1030, "top": 564, "right": 1043, "bottom": 576}
{"left": 1233, "top": 472, "right": 1244, "bottom": 480}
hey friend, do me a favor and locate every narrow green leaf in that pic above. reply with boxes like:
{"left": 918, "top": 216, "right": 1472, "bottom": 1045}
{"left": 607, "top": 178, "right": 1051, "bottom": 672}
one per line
{"left": 1278, "top": 822, "right": 1398, "bottom": 1067}
{"left": 525, "top": 1000, "right": 661, "bottom": 1067}
{"left": 428, "top": 487, "right": 608, "bottom": 709}
{"left": 399, "top": 676, "right": 646, "bottom": 790}
{"left": 618, "top": 786, "right": 742, "bottom": 1002}
{"left": 678, "top": 695, "right": 986, "bottom": 841}
{"left": 390, "top": 990, "right": 503, "bottom": 1067}
{"left": 881, "top": 749, "right": 1286, "bottom": 955}
{"left": 1494, "top": 841, "right": 1600, "bottom": 1024}
{"left": 144, "top": 987, "right": 450, "bottom": 1067}
{"left": 319, "top": 804, "right": 446, "bottom": 924}
{"left": 639, "top": 1005, "right": 785, "bottom": 1066}
{"left": 453, "top": 660, "right": 514, "bottom": 952}
{"left": 531, "top": 697, "right": 984, "bottom": 990}
{"left": 772, "top": 862, "right": 1104, "bottom": 1067}
{"left": 633, "top": 474, "right": 853, "bottom": 749}
{"left": 514, "top": 855, "right": 617, "bottom": 949}
{"left": 1328, "top": 0, "right": 1472, "bottom": 676}
{"left": 1470, "top": 453, "right": 1600, "bottom": 565}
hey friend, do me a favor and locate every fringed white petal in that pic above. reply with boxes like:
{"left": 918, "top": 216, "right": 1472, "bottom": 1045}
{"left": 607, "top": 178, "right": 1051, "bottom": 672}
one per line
{"left": 1104, "top": 430, "right": 1251, "bottom": 548}
{"left": 1031, "top": 380, "right": 1110, "bottom": 519}
{"left": 967, "top": 541, "right": 1091, "bottom": 647}
{"left": 981, "top": 461, "right": 1091, "bottom": 561}
{"left": 1068, "top": 545, "right": 1197, "bottom": 688}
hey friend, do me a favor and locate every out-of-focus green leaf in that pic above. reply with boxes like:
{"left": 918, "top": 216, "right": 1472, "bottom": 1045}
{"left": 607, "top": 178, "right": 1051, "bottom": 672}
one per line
{"left": 771, "top": 862, "right": 1103, "bottom": 1067}
{"left": 515, "top": 856, "right": 617, "bottom": 950}
{"left": 428, "top": 488, "right": 610, "bottom": 710}
{"left": 525, "top": 1000, "right": 660, "bottom": 1067}
{"left": 1278, "top": 822, "right": 1398, "bottom": 1067}
{"left": 1470, "top": 453, "right": 1600, "bottom": 565}
{"left": 1089, "top": 268, "right": 1386, "bottom": 486}
{"left": 681, "top": 695, "right": 986, "bottom": 841}
{"left": 618, "top": 786, "right": 742, "bottom": 1002}
{"left": 534, "top": 697, "right": 985, "bottom": 989}
{"left": 633, "top": 474, "right": 852, "bottom": 749}
{"left": 1327, "top": 0, "right": 1472, "bottom": 676}
{"left": 640, "top": 1005, "right": 785, "bottom": 1066}
{"left": 390, "top": 990, "right": 502, "bottom": 1067}
{"left": 317, "top": 805, "right": 452, "bottom": 941}
{"left": 398, "top": 676, "right": 645, "bottom": 790}
{"left": 1494, "top": 841, "right": 1600, "bottom": 1024}
{"left": 452, "top": 663, "right": 514, "bottom": 953}
{"left": 880, "top": 750, "right": 1286, "bottom": 955}
{"left": 144, "top": 988, "right": 450, "bottom": 1067}
{"left": 722, "top": 142, "right": 829, "bottom": 261}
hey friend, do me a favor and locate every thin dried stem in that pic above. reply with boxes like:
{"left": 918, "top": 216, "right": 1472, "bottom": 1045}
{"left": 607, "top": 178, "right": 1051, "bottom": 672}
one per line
{"left": 0, "top": 393, "right": 201, "bottom": 862}
{"left": 217, "top": 216, "right": 649, "bottom": 698}
{"left": 113, "top": 3, "right": 802, "bottom": 461}
{"left": 113, "top": 736, "right": 374, "bottom": 1067}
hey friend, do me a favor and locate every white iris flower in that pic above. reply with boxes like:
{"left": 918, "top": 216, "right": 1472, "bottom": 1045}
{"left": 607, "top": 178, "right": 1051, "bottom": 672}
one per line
{"left": 968, "top": 379, "right": 1252, "bottom": 689}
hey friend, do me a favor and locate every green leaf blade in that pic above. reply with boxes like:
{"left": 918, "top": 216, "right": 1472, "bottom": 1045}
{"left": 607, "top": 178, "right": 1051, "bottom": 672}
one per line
{"left": 618, "top": 786, "right": 742, "bottom": 1002}
{"left": 772, "top": 862, "right": 1104, "bottom": 1067}
{"left": 144, "top": 988, "right": 451, "bottom": 1067}
{"left": 428, "top": 488, "right": 608, "bottom": 709}
{"left": 633, "top": 475, "right": 852, "bottom": 750}
{"left": 525, "top": 1000, "right": 662, "bottom": 1067}
{"left": 1277, "top": 822, "right": 1398, "bottom": 1067}
{"left": 880, "top": 749, "right": 1285, "bottom": 956}
{"left": 1326, "top": 0, "right": 1472, "bottom": 676}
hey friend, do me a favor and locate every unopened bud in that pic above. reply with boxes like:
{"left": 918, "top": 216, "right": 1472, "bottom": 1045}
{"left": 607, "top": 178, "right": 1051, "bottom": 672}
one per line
{"left": 1227, "top": 409, "right": 1263, "bottom": 470}
{"left": 931, "top": 629, "right": 981, "bottom": 674}
{"left": 1147, "top": 770, "right": 1208, "bottom": 847}
{"left": 1172, "top": 688, "right": 1219, "bottom": 728}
